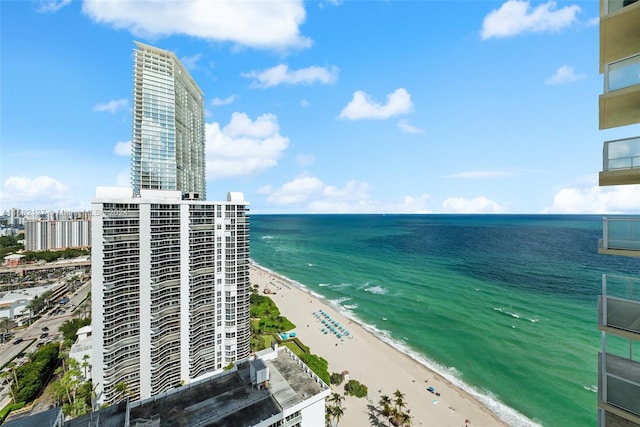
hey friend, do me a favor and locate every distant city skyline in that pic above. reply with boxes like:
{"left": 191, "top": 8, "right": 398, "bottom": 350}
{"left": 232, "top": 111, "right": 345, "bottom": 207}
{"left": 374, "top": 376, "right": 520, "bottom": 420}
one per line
{"left": 2, "top": 0, "right": 640, "bottom": 214}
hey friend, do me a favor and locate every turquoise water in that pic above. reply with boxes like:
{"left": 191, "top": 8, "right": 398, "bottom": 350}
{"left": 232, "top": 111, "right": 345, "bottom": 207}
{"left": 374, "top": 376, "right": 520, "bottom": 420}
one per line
{"left": 249, "top": 214, "right": 640, "bottom": 427}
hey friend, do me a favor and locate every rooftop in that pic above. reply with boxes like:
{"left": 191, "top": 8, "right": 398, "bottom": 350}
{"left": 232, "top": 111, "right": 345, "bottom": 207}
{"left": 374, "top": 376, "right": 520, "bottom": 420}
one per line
{"left": 66, "top": 347, "right": 328, "bottom": 427}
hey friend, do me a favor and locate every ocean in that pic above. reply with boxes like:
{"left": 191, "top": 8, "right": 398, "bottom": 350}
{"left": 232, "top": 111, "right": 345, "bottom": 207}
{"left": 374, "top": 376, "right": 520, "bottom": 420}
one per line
{"left": 249, "top": 214, "right": 640, "bottom": 427}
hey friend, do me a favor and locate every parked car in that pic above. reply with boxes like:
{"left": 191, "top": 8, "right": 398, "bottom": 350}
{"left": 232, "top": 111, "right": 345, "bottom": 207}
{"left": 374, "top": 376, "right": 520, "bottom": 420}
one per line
{"left": 13, "top": 338, "right": 23, "bottom": 345}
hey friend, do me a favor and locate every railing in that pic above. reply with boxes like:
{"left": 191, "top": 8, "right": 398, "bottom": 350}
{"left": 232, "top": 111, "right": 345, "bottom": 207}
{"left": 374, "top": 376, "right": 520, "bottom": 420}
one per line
{"left": 603, "top": 369, "right": 640, "bottom": 417}
{"left": 603, "top": 136, "right": 640, "bottom": 171}
{"left": 605, "top": 53, "right": 640, "bottom": 93}
{"left": 601, "top": 217, "right": 640, "bottom": 251}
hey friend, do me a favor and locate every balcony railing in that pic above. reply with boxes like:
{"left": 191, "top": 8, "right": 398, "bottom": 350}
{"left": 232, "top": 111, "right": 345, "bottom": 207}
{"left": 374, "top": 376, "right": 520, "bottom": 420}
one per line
{"left": 600, "top": 217, "right": 640, "bottom": 251}
{"left": 603, "top": 137, "right": 640, "bottom": 171}
{"left": 599, "top": 353, "right": 640, "bottom": 418}
{"left": 605, "top": 53, "right": 640, "bottom": 93}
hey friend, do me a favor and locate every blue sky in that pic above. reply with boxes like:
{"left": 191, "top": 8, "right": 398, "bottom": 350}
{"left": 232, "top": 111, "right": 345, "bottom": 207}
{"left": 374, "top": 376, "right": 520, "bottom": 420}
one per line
{"left": 2, "top": 0, "right": 639, "bottom": 214}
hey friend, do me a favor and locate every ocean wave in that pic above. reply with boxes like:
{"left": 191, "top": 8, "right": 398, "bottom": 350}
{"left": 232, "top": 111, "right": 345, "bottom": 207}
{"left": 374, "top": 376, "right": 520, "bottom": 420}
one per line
{"left": 583, "top": 384, "right": 597, "bottom": 393}
{"left": 318, "top": 283, "right": 330, "bottom": 287}
{"left": 364, "top": 285, "right": 387, "bottom": 295}
{"left": 307, "top": 263, "right": 315, "bottom": 267}
{"left": 494, "top": 307, "right": 542, "bottom": 324}
{"left": 250, "top": 260, "right": 541, "bottom": 427}
{"left": 343, "top": 303, "right": 358, "bottom": 309}
{"left": 261, "top": 235, "right": 274, "bottom": 240}
{"left": 332, "top": 296, "right": 351, "bottom": 305}
{"left": 353, "top": 320, "right": 542, "bottom": 427}
{"left": 493, "top": 307, "right": 521, "bottom": 319}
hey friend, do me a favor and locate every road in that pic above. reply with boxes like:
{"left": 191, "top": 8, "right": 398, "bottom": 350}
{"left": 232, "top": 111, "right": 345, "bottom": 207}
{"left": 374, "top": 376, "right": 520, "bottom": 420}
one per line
{"left": 0, "top": 279, "right": 91, "bottom": 409}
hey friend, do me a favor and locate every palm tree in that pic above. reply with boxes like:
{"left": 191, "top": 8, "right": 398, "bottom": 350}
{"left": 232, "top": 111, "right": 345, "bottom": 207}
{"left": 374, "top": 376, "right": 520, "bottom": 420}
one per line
{"left": 390, "top": 389, "right": 407, "bottom": 427}
{"left": 114, "top": 381, "right": 130, "bottom": 402}
{"left": 24, "top": 298, "right": 37, "bottom": 325}
{"left": 328, "top": 392, "right": 345, "bottom": 408}
{"left": 42, "top": 290, "right": 53, "bottom": 310}
{"left": 330, "top": 404, "right": 345, "bottom": 427}
{"left": 0, "top": 370, "right": 16, "bottom": 403}
{"left": 393, "top": 389, "right": 406, "bottom": 412}
{"left": 379, "top": 394, "right": 392, "bottom": 417}
{"left": 400, "top": 411, "right": 413, "bottom": 426}
{"left": 0, "top": 317, "right": 10, "bottom": 343}
{"left": 7, "top": 361, "right": 19, "bottom": 388}
{"left": 82, "top": 354, "right": 90, "bottom": 379}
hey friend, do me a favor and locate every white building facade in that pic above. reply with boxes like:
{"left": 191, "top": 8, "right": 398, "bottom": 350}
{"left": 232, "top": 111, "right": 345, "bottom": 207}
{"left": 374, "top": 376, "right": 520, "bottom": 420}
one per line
{"left": 24, "top": 218, "right": 91, "bottom": 251}
{"left": 91, "top": 189, "right": 250, "bottom": 405}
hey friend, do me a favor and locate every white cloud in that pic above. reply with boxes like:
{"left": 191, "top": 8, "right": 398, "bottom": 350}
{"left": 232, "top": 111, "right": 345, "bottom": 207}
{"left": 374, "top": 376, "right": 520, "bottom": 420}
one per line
{"left": 211, "top": 96, "right": 237, "bottom": 106}
{"left": 544, "top": 178, "right": 640, "bottom": 214}
{"left": 481, "top": 0, "right": 581, "bottom": 40}
{"left": 180, "top": 53, "right": 202, "bottom": 71}
{"left": 442, "top": 196, "right": 506, "bottom": 213}
{"left": 301, "top": 99, "right": 310, "bottom": 108}
{"left": 545, "top": 65, "right": 586, "bottom": 85}
{"left": 296, "top": 153, "right": 315, "bottom": 167}
{"left": 397, "top": 119, "right": 424, "bottom": 134}
{"left": 243, "top": 64, "right": 339, "bottom": 88}
{"left": 93, "top": 98, "right": 129, "bottom": 114}
{"left": 36, "top": 0, "right": 71, "bottom": 13}
{"left": 263, "top": 176, "right": 326, "bottom": 205}
{"left": 206, "top": 112, "right": 289, "bottom": 180}
{"left": 82, "top": 0, "right": 311, "bottom": 50}
{"left": 446, "top": 170, "right": 514, "bottom": 179}
{"left": 0, "top": 176, "right": 71, "bottom": 209}
{"left": 258, "top": 175, "right": 431, "bottom": 213}
{"left": 114, "top": 141, "right": 132, "bottom": 156}
{"left": 339, "top": 88, "right": 413, "bottom": 120}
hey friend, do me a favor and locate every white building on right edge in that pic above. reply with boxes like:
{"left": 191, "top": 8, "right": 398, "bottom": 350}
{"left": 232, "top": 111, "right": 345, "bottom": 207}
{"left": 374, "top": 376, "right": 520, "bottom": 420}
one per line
{"left": 597, "top": 0, "right": 640, "bottom": 426}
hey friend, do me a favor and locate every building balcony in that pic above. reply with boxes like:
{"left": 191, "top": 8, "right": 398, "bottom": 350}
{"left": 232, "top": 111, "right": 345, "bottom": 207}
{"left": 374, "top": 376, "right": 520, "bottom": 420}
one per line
{"left": 598, "top": 352, "right": 640, "bottom": 424}
{"left": 599, "top": 295, "right": 640, "bottom": 339}
{"left": 599, "top": 81, "right": 640, "bottom": 129}
{"left": 599, "top": 217, "right": 640, "bottom": 256}
{"left": 599, "top": 274, "right": 640, "bottom": 338}
{"left": 600, "top": 0, "right": 640, "bottom": 72}
{"left": 600, "top": 136, "right": 640, "bottom": 185}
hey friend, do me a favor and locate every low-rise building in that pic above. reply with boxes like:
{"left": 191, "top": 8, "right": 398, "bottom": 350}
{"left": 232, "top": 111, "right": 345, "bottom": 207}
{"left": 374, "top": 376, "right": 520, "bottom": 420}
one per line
{"left": 66, "top": 343, "right": 330, "bottom": 427}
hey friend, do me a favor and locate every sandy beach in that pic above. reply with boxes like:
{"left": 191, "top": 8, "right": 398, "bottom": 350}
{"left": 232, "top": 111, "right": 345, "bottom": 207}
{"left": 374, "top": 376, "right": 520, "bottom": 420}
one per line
{"left": 250, "top": 263, "right": 507, "bottom": 427}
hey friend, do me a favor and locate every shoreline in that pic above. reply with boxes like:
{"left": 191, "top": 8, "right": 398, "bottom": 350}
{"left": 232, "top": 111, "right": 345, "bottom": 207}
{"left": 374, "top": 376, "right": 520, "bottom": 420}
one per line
{"left": 249, "top": 262, "right": 521, "bottom": 427}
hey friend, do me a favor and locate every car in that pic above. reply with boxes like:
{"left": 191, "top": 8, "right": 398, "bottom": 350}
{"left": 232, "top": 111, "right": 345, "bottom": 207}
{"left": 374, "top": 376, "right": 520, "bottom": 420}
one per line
{"left": 13, "top": 338, "right": 23, "bottom": 345}
{"left": 41, "top": 326, "right": 49, "bottom": 332}
{"left": 40, "top": 333, "right": 48, "bottom": 339}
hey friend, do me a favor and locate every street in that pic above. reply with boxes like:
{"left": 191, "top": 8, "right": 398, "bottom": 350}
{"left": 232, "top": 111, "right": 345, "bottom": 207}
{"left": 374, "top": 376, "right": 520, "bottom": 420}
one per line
{"left": 0, "top": 279, "right": 91, "bottom": 409}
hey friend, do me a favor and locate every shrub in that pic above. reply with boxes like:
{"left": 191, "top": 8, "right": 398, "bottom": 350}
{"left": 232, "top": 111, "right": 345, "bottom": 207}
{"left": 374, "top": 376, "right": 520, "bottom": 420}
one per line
{"left": 330, "top": 372, "right": 344, "bottom": 385}
{"left": 344, "top": 379, "right": 368, "bottom": 398}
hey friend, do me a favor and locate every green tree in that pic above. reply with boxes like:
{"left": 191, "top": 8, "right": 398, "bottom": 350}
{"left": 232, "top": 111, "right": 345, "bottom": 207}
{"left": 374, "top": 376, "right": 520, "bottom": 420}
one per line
{"left": 344, "top": 379, "right": 368, "bottom": 398}
{"left": 82, "top": 354, "right": 90, "bottom": 379}
{"left": 114, "top": 381, "right": 130, "bottom": 403}
{"left": 328, "top": 392, "right": 344, "bottom": 408}
{"left": 328, "top": 404, "right": 345, "bottom": 427}
{"left": 330, "top": 372, "right": 344, "bottom": 386}
{"left": 0, "top": 370, "right": 16, "bottom": 403}
{"left": 379, "top": 394, "right": 392, "bottom": 417}
{"left": 0, "top": 317, "right": 10, "bottom": 342}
